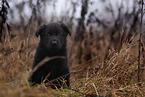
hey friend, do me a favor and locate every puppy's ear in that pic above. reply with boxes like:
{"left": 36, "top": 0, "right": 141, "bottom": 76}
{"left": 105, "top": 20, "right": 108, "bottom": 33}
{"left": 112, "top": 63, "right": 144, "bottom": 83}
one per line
{"left": 35, "top": 24, "right": 46, "bottom": 37}
{"left": 60, "top": 23, "right": 72, "bottom": 36}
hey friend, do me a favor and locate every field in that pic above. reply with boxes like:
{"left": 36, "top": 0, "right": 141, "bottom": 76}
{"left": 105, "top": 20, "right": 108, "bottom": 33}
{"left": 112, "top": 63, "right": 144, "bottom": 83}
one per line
{"left": 0, "top": 25, "right": 145, "bottom": 97}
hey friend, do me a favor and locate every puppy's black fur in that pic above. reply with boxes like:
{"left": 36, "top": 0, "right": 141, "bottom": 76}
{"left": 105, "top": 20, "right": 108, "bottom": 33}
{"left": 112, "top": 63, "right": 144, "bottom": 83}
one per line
{"left": 29, "top": 22, "right": 71, "bottom": 88}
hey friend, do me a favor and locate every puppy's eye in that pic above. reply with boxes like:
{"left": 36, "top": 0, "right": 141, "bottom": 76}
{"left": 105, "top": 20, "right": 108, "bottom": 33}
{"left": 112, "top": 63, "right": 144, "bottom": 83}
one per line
{"left": 47, "top": 33, "right": 50, "bottom": 36}
{"left": 58, "top": 33, "right": 61, "bottom": 36}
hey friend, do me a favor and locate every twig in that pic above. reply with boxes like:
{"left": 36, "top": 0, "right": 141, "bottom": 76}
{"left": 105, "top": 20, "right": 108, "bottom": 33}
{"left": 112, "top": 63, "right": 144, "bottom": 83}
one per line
{"left": 67, "top": 87, "right": 100, "bottom": 97}
{"left": 92, "top": 82, "right": 99, "bottom": 95}
{"left": 29, "top": 56, "right": 66, "bottom": 79}
{"left": 44, "top": 68, "right": 97, "bottom": 86}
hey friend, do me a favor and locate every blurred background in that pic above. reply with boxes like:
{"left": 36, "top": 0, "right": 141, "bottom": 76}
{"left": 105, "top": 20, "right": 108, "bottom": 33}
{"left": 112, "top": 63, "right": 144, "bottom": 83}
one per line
{"left": 0, "top": 0, "right": 145, "bottom": 96}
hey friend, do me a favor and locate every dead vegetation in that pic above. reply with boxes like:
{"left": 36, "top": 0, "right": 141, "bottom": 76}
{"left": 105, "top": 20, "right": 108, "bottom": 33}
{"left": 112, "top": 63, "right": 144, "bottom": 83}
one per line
{"left": 0, "top": 25, "right": 144, "bottom": 96}
{"left": 0, "top": 0, "right": 145, "bottom": 96}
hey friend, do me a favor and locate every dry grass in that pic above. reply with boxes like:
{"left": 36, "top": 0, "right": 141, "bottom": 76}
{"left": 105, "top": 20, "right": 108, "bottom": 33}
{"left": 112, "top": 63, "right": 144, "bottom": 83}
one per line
{"left": 0, "top": 26, "right": 145, "bottom": 97}
{"left": 70, "top": 39, "right": 145, "bottom": 96}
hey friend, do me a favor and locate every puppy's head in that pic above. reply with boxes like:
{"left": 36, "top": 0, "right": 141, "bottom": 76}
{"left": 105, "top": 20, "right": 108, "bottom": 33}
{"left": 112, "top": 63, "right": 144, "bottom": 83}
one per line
{"left": 35, "top": 22, "right": 71, "bottom": 50}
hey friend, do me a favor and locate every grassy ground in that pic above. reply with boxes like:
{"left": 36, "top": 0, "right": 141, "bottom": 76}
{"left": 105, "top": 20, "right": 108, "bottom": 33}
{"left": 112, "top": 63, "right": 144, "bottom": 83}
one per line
{"left": 0, "top": 27, "right": 145, "bottom": 97}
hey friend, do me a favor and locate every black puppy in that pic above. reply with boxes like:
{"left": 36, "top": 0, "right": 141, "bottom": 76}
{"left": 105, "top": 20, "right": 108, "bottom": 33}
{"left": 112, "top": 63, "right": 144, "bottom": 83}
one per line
{"left": 29, "top": 22, "right": 71, "bottom": 88}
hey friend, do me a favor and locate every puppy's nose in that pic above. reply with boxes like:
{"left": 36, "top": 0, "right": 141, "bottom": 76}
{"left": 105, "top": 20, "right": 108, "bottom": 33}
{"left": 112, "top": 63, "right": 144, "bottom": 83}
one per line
{"left": 51, "top": 40, "right": 58, "bottom": 45}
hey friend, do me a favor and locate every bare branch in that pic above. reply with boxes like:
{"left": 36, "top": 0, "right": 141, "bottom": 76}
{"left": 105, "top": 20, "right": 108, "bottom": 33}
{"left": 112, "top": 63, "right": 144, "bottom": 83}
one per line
{"left": 138, "top": 0, "right": 144, "bottom": 82}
